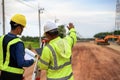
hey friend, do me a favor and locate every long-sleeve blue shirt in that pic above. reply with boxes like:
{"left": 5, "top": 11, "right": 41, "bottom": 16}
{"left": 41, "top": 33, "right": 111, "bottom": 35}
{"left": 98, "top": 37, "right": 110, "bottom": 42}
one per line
{"left": 7, "top": 33, "right": 34, "bottom": 67}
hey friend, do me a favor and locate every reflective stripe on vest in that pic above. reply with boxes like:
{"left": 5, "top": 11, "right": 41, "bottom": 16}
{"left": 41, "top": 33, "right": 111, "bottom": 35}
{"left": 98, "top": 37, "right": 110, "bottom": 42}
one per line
{"left": 0, "top": 35, "right": 4, "bottom": 70}
{"left": 0, "top": 35, "right": 24, "bottom": 74}
{"left": 39, "top": 44, "right": 71, "bottom": 70}
{"left": 47, "top": 72, "right": 73, "bottom": 80}
{"left": 40, "top": 44, "right": 72, "bottom": 79}
{"left": 47, "top": 44, "right": 71, "bottom": 70}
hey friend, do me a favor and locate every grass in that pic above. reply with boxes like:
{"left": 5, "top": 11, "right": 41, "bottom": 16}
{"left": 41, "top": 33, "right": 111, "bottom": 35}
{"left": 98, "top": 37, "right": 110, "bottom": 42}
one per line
{"left": 23, "top": 41, "right": 40, "bottom": 49}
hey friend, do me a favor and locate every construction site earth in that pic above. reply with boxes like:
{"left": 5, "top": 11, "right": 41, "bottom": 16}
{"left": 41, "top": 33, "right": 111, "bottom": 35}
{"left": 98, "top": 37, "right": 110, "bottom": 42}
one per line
{"left": 23, "top": 41, "right": 120, "bottom": 80}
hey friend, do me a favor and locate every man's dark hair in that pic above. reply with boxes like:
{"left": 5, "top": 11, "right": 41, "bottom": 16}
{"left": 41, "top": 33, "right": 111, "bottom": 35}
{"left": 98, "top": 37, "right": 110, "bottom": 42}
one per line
{"left": 46, "top": 28, "right": 58, "bottom": 36}
{"left": 10, "top": 21, "right": 21, "bottom": 30}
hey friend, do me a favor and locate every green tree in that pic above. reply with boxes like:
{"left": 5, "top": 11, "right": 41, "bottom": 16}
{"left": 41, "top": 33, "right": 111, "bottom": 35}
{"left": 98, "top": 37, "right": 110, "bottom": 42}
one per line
{"left": 58, "top": 25, "right": 66, "bottom": 38}
{"left": 94, "top": 32, "right": 112, "bottom": 38}
{"left": 21, "top": 36, "right": 39, "bottom": 42}
{"left": 114, "top": 30, "right": 120, "bottom": 35}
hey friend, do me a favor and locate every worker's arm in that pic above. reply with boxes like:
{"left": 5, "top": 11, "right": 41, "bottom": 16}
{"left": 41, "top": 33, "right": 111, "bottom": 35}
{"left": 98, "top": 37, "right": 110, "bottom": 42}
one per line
{"left": 13, "top": 42, "right": 34, "bottom": 67}
{"left": 37, "top": 46, "right": 51, "bottom": 70}
{"left": 64, "top": 23, "right": 77, "bottom": 47}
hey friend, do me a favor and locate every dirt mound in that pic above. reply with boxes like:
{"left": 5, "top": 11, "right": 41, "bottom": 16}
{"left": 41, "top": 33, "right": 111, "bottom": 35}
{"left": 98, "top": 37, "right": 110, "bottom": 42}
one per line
{"left": 24, "top": 42, "right": 120, "bottom": 80}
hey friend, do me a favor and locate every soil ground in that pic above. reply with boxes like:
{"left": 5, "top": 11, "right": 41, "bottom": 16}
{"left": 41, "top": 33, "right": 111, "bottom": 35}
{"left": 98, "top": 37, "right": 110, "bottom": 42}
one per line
{"left": 24, "top": 42, "right": 120, "bottom": 80}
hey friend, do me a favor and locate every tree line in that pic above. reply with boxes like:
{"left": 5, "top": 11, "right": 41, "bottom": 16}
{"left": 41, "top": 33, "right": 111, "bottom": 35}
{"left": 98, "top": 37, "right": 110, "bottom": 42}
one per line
{"left": 21, "top": 36, "right": 39, "bottom": 42}
{"left": 94, "top": 30, "right": 120, "bottom": 38}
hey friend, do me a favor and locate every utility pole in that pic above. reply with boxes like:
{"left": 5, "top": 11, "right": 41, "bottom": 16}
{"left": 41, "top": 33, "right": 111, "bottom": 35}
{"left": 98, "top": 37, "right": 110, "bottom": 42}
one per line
{"left": 38, "top": 8, "right": 44, "bottom": 47}
{"left": 115, "top": 0, "right": 120, "bottom": 35}
{"left": 2, "top": 0, "right": 5, "bottom": 35}
{"left": 54, "top": 17, "right": 59, "bottom": 23}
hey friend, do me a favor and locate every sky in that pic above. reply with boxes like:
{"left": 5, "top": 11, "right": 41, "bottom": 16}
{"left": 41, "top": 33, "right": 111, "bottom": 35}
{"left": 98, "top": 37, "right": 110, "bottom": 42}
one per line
{"left": 0, "top": 0, "right": 116, "bottom": 38}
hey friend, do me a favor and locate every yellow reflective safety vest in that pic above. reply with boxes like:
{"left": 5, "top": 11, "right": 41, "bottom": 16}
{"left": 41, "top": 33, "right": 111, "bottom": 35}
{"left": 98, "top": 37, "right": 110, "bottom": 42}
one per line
{"left": 0, "top": 35, "right": 24, "bottom": 74}
{"left": 38, "top": 28, "right": 77, "bottom": 80}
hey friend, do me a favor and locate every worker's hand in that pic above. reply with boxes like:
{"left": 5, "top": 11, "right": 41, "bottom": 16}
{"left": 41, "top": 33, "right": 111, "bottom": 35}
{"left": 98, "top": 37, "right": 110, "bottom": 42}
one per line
{"left": 67, "top": 23, "right": 74, "bottom": 30}
{"left": 42, "top": 37, "right": 50, "bottom": 44}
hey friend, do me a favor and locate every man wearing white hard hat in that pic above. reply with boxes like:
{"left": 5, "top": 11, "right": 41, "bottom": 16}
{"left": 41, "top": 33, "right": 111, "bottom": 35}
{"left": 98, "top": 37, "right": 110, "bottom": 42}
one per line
{"left": 38, "top": 21, "right": 77, "bottom": 80}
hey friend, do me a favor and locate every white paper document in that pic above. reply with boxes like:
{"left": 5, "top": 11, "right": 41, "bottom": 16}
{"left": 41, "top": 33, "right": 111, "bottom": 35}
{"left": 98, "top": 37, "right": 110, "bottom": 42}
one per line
{"left": 24, "top": 48, "right": 37, "bottom": 60}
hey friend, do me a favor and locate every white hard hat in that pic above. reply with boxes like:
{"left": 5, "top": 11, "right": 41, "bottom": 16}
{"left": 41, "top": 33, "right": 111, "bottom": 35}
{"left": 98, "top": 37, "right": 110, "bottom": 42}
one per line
{"left": 44, "top": 21, "right": 57, "bottom": 33}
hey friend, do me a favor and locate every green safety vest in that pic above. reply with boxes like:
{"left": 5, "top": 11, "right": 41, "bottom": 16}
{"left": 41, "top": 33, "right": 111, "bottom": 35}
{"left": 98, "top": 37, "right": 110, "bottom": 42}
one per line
{"left": 38, "top": 28, "right": 77, "bottom": 80}
{"left": 0, "top": 35, "right": 24, "bottom": 74}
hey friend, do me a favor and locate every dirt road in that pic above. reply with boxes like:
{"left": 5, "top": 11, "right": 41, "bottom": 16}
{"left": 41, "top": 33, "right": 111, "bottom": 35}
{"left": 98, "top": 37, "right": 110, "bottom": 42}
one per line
{"left": 24, "top": 42, "right": 120, "bottom": 80}
{"left": 72, "top": 42, "right": 120, "bottom": 80}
